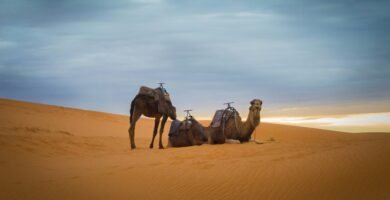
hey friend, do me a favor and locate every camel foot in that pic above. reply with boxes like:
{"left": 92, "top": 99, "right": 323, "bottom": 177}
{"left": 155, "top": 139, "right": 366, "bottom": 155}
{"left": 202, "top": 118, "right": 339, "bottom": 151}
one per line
{"left": 255, "top": 140, "right": 264, "bottom": 144}
{"left": 159, "top": 145, "right": 165, "bottom": 149}
{"left": 250, "top": 139, "right": 265, "bottom": 144}
{"left": 149, "top": 144, "right": 154, "bottom": 149}
{"left": 225, "top": 139, "right": 240, "bottom": 144}
{"left": 130, "top": 144, "right": 136, "bottom": 149}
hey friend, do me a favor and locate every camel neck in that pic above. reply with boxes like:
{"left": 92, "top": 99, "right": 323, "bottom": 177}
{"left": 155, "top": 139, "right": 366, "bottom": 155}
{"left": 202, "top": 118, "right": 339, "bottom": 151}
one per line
{"left": 242, "top": 111, "right": 256, "bottom": 139}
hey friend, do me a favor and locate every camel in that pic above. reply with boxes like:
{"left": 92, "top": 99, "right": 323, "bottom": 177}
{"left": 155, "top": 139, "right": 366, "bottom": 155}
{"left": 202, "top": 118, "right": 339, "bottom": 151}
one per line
{"left": 204, "top": 126, "right": 226, "bottom": 144}
{"left": 128, "top": 87, "right": 177, "bottom": 150}
{"left": 206, "top": 99, "right": 262, "bottom": 144}
{"left": 168, "top": 116, "right": 207, "bottom": 148}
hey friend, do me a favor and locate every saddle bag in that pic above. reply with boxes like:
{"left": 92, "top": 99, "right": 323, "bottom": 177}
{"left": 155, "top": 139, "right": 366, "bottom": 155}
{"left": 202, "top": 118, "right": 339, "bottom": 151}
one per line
{"left": 168, "top": 120, "right": 182, "bottom": 137}
{"left": 210, "top": 109, "right": 224, "bottom": 128}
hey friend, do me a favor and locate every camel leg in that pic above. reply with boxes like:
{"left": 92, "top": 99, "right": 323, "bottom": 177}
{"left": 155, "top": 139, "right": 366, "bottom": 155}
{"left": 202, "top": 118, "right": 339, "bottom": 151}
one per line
{"left": 208, "top": 135, "right": 214, "bottom": 144}
{"left": 149, "top": 116, "right": 161, "bottom": 149}
{"left": 187, "top": 131, "right": 196, "bottom": 146}
{"left": 207, "top": 129, "right": 215, "bottom": 144}
{"left": 158, "top": 115, "right": 168, "bottom": 149}
{"left": 129, "top": 109, "right": 142, "bottom": 150}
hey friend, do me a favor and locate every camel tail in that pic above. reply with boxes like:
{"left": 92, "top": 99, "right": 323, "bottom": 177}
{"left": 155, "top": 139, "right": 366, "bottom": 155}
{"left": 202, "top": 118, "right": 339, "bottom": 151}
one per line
{"left": 129, "top": 97, "right": 136, "bottom": 124}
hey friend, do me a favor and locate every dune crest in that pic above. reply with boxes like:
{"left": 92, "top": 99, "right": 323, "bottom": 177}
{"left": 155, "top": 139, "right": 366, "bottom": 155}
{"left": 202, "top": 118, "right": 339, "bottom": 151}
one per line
{"left": 1, "top": 98, "right": 389, "bottom": 200}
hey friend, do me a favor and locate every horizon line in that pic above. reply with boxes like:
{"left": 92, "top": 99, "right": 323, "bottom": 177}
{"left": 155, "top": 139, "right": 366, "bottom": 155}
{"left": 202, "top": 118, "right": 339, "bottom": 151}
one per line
{"left": 1, "top": 97, "right": 389, "bottom": 133}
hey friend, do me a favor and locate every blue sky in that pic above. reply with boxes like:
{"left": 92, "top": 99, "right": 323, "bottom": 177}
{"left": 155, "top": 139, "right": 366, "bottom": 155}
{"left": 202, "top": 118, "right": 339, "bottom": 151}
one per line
{"left": 1, "top": 0, "right": 389, "bottom": 128}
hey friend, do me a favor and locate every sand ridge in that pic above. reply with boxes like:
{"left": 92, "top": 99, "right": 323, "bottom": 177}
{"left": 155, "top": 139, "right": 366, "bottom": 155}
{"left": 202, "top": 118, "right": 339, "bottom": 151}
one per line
{"left": 0, "top": 98, "right": 389, "bottom": 200}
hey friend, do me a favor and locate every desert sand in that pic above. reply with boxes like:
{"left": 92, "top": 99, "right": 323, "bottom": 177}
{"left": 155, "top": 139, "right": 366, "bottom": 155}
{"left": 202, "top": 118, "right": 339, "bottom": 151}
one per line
{"left": 0, "top": 98, "right": 389, "bottom": 200}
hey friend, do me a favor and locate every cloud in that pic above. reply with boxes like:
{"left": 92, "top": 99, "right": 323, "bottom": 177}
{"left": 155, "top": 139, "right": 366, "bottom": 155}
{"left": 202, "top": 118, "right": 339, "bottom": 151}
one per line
{"left": 262, "top": 112, "right": 390, "bottom": 132}
{"left": 0, "top": 0, "right": 389, "bottom": 118}
{"left": 195, "top": 11, "right": 283, "bottom": 21}
{"left": 131, "top": 0, "right": 163, "bottom": 4}
{"left": 0, "top": 40, "right": 16, "bottom": 49}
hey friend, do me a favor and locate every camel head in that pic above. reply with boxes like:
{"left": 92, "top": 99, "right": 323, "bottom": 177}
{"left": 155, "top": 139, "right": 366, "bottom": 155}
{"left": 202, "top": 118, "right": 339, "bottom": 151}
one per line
{"left": 168, "top": 105, "right": 177, "bottom": 120}
{"left": 191, "top": 119, "right": 207, "bottom": 142}
{"left": 249, "top": 99, "right": 262, "bottom": 126}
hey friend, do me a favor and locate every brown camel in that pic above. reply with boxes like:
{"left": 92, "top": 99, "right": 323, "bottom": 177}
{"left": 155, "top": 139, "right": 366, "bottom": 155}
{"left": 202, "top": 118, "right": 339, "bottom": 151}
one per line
{"left": 204, "top": 126, "right": 226, "bottom": 144}
{"left": 206, "top": 99, "right": 262, "bottom": 144}
{"left": 168, "top": 116, "right": 207, "bottom": 148}
{"left": 128, "top": 89, "right": 176, "bottom": 150}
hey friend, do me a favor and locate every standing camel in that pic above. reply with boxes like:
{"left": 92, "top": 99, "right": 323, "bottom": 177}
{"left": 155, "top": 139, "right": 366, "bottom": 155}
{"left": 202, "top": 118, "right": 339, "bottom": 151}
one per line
{"left": 206, "top": 99, "right": 262, "bottom": 144}
{"left": 128, "top": 86, "right": 176, "bottom": 150}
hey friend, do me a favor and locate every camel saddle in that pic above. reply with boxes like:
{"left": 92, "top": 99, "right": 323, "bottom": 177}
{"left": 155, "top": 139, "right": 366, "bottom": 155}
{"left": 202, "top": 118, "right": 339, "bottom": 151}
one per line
{"left": 210, "top": 109, "right": 237, "bottom": 128}
{"left": 168, "top": 120, "right": 182, "bottom": 137}
{"left": 168, "top": 119, "right": 192, "bottom": 137}
{"left": 138, "top": 86, "right": 172, "bottom": 114}
{"left": 210, "top": 110, "right": 224, "bottom": 128}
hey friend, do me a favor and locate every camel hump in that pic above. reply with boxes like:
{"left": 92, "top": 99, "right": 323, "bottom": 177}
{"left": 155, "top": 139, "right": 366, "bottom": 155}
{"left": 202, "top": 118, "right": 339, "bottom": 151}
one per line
{"left": 138, "top": 86, "right": 156, "bottom": 98}
{"left": 138, "top": 86, "right": 171, "bottom": 102}
{"left": 154, "top": 87, "right": 171, "bottom": 102}
{"left": 138, "top": 85, "right": 173, "bottom": 115}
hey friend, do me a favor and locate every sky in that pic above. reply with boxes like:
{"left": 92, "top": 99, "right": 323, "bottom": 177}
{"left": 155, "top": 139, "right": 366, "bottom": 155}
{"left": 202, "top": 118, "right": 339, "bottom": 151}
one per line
{"left": 1, "top": 0, "right": 389, "bottom": 132}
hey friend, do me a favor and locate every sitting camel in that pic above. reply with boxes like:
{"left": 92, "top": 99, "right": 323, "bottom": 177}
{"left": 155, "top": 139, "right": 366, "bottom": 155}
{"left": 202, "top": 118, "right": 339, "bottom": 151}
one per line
{"left": 206, "top": 99, "right": 262, "bottom": 144}
{"left": 168, "top": 110, "right": 207, "bottom": 148}
{"left": 128, "top": 84, "right": 177, "bottom": 149}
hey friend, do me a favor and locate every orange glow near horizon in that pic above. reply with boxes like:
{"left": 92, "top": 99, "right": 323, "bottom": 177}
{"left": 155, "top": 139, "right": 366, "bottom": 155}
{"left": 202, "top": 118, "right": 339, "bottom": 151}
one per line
{"left": 178, "top": 112, "right": 390, "bottom": 133}
{"left": 262, "top": 112, "right": 390, "bottom": 133}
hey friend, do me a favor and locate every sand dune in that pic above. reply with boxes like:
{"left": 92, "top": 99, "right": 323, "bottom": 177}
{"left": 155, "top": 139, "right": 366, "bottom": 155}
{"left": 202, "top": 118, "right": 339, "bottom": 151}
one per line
{"left": 0, "top": 98, "right": 389, "bottom": 200}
